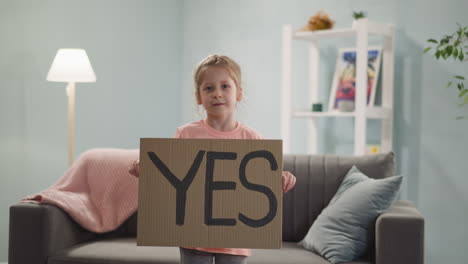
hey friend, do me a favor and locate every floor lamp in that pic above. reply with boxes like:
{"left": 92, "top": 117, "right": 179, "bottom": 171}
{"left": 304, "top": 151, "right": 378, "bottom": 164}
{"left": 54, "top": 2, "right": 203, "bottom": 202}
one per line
{"left": 47, "top": 49, "right": 96, "bottom": 167}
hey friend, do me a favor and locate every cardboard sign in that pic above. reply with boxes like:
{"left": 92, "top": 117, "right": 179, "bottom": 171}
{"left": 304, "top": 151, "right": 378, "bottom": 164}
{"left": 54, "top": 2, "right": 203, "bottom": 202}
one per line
{"left": 137, "top": 138, "right": 283, "bottom": 249}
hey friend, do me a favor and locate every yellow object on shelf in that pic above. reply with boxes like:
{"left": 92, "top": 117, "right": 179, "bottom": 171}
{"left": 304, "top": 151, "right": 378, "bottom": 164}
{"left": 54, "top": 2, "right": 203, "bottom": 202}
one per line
{"left": 366, "top": 145, "right": 380, "bottom": 154}
{"left": 302, "top": 10, "right": 335, "bottom": 31}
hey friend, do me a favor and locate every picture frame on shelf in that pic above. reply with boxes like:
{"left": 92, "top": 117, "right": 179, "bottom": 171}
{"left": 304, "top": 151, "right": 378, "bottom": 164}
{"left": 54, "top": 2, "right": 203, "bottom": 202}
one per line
{"left": 328, "top": 46, "right": 382, "bottom": 112}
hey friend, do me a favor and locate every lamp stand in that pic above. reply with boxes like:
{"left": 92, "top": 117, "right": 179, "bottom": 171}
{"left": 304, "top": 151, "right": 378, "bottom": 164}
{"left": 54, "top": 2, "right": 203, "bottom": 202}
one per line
{"left": 66, "top": 82, "right": 76, "bottom": 167}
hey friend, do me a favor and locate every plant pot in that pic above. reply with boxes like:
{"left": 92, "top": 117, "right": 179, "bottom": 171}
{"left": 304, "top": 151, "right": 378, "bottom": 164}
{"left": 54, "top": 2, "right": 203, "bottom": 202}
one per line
{"left": 352, "top": 18, "right": 368, "bottom": 29}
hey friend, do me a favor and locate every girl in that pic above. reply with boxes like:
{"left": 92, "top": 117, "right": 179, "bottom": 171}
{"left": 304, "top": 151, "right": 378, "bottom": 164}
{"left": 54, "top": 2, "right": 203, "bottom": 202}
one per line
{"left": 129, "top": 54, "right": 296, "bottom": 264}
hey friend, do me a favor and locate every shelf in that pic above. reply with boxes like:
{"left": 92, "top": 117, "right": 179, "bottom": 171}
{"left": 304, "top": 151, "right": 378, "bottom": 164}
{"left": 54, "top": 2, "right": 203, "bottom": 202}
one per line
{"left": 292, "top": 107, "right": 392, "bottom": 120}
{"left": 294, "top": 28, "right": 356, "bottom": 41}
{"left": 281, "top": 20, "right": 394, "bottom": 155}
{"left": 293, "top": 21, "right": 393, "bottom": 41}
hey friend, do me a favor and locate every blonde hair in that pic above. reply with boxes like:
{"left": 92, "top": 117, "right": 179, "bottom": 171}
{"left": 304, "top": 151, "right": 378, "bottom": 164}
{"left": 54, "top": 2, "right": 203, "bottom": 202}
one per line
{"left": 193, "top": 55, "right": 242, "bottom": 104}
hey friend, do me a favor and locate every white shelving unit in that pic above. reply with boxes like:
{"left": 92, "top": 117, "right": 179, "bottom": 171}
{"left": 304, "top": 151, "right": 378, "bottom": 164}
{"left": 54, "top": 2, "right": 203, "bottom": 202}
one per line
{"left": 281, "top": 19, "right": 394, "bottom": 155}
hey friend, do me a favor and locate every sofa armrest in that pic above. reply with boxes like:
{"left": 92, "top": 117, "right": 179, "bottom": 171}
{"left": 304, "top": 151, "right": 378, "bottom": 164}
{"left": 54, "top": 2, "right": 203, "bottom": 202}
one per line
{"left": 375, "top": 200, "right": 424, "bottom": 264}
{"left": 9, "top": 202, "right": 96, "bottom": 264}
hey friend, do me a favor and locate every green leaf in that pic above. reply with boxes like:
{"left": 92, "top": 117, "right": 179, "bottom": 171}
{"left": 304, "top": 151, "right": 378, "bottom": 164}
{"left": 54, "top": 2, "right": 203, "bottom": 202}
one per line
{"left": 458, "top": 89, "right": 468, "bottom": 98}
{"left": 428, "top": 39, "right": 438, "bottom": 44}
{"left": 446, "top": 45, "right": 453, "bottom": 56}
{"left": 463, "top": 94, "right": 468, "bottom": 105}
{"left": 459, "top": 51, "right": 465, "bottom": 61}
{"left": 440, "top": 49, "right": 446, "bottom": 59}
{"left": 352, "top": 11, "right": 366, "bottom": 19}
{"left": 453, "top": 48, "right": 459, "bottom": 58}
{"left": 455, "top": 75, "right": 465, "bottom": 80}
{"left": 423, "top": 47, "right": 431, "bottom": 53}
{"left": 443, "top": 36, "right": 452, "bottom": 44}
{"left": 436, "top": 50, "right": 441, "bottom": 59}
{"left": 447, "top": 81, "right": 453, "bottom": 88}
{"left": 457, "top": 26, "right": 465, "bottom": 38}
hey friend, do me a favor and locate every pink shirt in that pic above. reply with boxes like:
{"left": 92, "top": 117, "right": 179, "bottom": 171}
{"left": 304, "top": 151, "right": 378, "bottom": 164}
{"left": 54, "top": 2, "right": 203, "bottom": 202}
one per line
{"left": 175, "top": 119, "right": 263, "bottom": 257}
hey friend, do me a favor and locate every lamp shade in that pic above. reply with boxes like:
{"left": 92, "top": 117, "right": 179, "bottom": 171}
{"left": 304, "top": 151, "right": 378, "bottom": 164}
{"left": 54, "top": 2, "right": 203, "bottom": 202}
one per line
{"left": 47, "top": 49, "right": 96, "bottom": 82}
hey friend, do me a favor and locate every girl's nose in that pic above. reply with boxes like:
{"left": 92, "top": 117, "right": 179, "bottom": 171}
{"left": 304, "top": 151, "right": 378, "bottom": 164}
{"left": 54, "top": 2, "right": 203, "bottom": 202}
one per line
{"left": 213, "top": 88, "right": 222, "bottom": 97}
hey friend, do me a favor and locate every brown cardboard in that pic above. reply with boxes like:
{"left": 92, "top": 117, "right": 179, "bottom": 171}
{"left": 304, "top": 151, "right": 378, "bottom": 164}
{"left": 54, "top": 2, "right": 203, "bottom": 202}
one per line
{"left": 137, "top": 138, "right": 282, "bottom": 249}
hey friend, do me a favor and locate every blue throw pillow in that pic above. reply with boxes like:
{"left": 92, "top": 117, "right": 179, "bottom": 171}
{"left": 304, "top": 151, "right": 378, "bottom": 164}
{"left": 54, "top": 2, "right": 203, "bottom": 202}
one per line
{"left": 298, "top": 166, "right": 402, "bottom": 264}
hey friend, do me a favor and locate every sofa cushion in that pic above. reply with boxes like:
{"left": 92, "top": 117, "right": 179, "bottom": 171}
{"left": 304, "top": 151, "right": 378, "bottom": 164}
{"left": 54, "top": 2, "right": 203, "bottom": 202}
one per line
{"left": 298, "top": 166, "right": 402, "bottom": 264}
{"left": 282, "top": 152, "right": 395, "bottom": 242}
{"left": 49, "top": 237, "right": 181, "bottom": 264}
{"left": 252, "top": 243, "right": 371, "bottom": 264}
{"left": 48, "top": 237, "right": 372, "bottom": 264}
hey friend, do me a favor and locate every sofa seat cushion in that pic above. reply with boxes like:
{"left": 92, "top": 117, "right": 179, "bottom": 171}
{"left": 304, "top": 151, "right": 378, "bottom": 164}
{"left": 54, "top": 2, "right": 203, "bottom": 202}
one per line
{"left": 48, "top": 238, "right": 372, "bottom": 264}
{"left": 49, "top": 237, "right": 181, "bottom": 264}
{"left": 251, "top": 243, "right": 371, "bottom": 264}
{"left": 251, "top": 242, "right": 330, "bottom": 264}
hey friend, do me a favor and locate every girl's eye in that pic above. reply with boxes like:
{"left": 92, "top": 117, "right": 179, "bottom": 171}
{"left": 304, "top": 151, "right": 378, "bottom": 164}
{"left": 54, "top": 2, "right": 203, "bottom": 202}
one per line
{"left": 205, "top": 86, "right": 212, "bottom": 91}
{"left": 222, "top": 84, "right": 229, "bottom": 89}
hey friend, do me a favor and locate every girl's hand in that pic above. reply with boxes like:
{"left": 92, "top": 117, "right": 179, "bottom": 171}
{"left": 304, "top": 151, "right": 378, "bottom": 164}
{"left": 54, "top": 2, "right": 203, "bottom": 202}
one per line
{"left": 282, "top": 171, "right": 296, "bottom": 193}
{"left": 128, "top": 160, "right": 140, "bottom": 177}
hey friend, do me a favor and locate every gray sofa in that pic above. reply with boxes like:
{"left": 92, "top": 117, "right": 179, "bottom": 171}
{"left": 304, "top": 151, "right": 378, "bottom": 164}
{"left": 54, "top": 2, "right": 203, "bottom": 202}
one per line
{"left": 9, "top": 152, "right": 424, "bottom": 264}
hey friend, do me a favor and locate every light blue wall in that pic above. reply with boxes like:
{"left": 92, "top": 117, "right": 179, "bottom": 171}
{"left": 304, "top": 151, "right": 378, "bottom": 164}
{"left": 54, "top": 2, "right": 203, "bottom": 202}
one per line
{"left": 0, "top": 0, "right": 182, "bottom": 261}
{"left": 1, "top": 0, "right": 467, "bottom": 263}
{"left": 394, "top": 0, "right": 468, "bottom": 262}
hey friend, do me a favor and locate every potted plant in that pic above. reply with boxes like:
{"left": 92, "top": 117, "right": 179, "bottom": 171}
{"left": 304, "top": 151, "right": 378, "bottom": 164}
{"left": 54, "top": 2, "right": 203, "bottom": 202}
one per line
{"left": 424, "top": 24, "right": 468, "bottom": 109}
{"left": 352, "top": 11, "right": 367, "bottom": 29}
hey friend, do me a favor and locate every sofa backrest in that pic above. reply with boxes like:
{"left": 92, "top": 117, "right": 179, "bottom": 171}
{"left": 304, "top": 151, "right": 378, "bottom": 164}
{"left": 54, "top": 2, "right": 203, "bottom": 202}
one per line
{"left": 281, "top": 152, "right": 395, "bottom": 242}
{"left": 117, "top": 152, "right": 395, "bottom": 243}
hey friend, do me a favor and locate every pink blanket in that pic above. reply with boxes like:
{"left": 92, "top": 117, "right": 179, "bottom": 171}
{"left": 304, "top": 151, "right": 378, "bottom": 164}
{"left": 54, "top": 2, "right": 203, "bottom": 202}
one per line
{"left": 23, "top": 148, "right": 139, "bottom": 233}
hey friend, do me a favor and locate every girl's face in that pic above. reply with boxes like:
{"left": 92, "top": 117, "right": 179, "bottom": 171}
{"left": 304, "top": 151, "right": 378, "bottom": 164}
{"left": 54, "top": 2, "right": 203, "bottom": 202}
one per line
{"left": 197, "top": 66, "right": 242, "bottom": 119}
